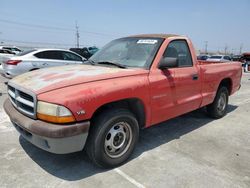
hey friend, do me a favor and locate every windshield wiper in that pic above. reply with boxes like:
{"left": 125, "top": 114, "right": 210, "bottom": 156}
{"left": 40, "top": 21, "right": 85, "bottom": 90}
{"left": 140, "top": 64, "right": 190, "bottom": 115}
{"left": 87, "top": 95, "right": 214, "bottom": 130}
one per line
{"left": 97, "top": 61, "right": 127, "bottom": 69}
{"left": 83, "top": 59, "right": 96, "bottom": 65}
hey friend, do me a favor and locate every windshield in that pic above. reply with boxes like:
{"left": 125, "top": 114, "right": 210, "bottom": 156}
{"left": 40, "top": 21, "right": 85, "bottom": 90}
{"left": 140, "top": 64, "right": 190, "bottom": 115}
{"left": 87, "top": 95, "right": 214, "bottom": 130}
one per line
{"left": 90, "top": 37, "right": 164, "bottom": 68}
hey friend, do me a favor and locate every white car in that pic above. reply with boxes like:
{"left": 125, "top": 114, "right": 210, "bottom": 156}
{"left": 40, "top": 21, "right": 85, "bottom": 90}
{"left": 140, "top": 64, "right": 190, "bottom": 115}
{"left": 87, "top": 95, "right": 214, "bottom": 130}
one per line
{"left": 206, "top": 55, "right": 231, "bottom": 62}
{"left": 0, "top": 49, "right": 15, "bottom": 65}
{"left": 0, "top": 46, "right": 22, "bottom": 55}
{"left": 2, "top": 49, "right": 86, "bottom": 78}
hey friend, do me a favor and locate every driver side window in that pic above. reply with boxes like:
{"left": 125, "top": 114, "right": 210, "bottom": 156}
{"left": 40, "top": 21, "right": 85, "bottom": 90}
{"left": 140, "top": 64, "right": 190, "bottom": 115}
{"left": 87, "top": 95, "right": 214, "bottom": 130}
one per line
{"left": 163, "top": 40, "right": 193, "bottom": 67}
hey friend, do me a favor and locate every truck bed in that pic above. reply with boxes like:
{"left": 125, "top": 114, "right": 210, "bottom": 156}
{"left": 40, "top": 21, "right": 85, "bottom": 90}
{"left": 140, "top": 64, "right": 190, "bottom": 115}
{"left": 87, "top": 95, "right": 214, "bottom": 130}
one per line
{"left": 198, "top": 61, "right": 242, "bottom": 107}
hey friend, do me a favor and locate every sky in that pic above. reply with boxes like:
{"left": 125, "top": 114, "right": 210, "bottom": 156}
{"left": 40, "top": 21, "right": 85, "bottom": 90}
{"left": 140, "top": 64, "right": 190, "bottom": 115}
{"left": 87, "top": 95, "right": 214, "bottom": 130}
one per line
{"left": 0, "top": 0, "right": 250, "bottom": 53}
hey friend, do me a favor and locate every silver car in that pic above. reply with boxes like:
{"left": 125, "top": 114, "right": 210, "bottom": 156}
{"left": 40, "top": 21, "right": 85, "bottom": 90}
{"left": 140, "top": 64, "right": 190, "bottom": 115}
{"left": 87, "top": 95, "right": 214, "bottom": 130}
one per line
{"left": 206, "top": 55, "right": 231, "bottom": 62}
{"left": 2, "top": 49, "right": 85, "bottom": 78}
{"left": 0, "top": 49, "right": 15, "bottom": 65}
{"left": 0, "top": 46, "right": 22, "bottom": 55}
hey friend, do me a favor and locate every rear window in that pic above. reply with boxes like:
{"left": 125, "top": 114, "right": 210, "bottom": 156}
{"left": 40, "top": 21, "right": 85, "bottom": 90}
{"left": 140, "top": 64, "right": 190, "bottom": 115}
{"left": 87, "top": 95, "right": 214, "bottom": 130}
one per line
{"left": 210, "top": 56, "right": 222, "bottom": 59}
{"left": 17, "top": 50, "right": 36, "bottom": 56}
{"left": 34, "top": 51, "right": 63, "bottom": 60}
{"left": 224, "top": 56, "right": 231, "bottom": 60}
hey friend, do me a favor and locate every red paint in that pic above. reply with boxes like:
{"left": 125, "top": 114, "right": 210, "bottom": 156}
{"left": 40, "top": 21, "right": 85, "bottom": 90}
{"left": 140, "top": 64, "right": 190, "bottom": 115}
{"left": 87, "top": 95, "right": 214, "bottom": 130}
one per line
{"left": 36, "top": 35, "right": 242, "bottom": 127}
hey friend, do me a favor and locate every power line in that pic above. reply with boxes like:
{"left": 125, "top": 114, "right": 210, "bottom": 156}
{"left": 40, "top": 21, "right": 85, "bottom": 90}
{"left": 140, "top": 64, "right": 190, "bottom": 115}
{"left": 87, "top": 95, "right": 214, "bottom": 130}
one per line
{"left": 0, "top": 18, "right": 120, "bottom": 37}
{"left": 0, "top": 19, "right": 72, "bottom": 31}
{"left": 2, "top": 39, "right": 75, "bottom": 47}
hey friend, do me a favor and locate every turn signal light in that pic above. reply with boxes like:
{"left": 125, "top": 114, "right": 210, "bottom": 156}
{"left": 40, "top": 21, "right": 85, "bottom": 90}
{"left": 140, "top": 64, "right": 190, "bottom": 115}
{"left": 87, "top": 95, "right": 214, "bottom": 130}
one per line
{"left": 37, "top": 113, "right": 76, "bottom": 124}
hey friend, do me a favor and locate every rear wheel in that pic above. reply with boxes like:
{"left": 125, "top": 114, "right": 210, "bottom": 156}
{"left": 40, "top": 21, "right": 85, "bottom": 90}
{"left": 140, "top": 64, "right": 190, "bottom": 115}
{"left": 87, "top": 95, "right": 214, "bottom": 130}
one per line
{"left": 86, "top": 108, "right": 139, "bottom": 168}
{"left": 207, "top": 86, "right": 229, "bottom": 118}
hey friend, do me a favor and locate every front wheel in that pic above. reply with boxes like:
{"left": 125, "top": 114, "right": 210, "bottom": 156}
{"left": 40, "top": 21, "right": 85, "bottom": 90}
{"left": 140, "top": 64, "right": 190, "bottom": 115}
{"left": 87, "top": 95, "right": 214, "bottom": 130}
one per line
{"left": 207, "top": 86, "right": 229, "bottom": 118}
{"left": 86, "top": 109, "right": 139, "bottom": 168}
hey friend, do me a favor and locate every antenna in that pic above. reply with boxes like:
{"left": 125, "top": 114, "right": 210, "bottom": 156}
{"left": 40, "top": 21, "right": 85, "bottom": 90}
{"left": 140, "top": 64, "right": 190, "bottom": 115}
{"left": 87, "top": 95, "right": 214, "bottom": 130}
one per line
{"left": 75, "top": 21, "right": 80, "bottom": 48}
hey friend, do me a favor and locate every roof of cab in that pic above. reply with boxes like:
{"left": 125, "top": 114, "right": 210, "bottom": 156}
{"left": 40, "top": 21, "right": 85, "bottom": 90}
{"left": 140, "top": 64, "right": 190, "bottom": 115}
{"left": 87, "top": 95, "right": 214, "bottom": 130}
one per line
{"left": 129, "top": 34, "right": 180, "bottom": 38}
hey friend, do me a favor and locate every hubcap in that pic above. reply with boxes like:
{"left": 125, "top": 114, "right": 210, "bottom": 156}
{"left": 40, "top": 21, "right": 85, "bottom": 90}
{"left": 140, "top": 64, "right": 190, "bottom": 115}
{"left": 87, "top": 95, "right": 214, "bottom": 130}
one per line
{"left": 217, "top": 92, "right": 227, "bottom": 112}
{"left": 104, "top": 122, "right": 132, "bottom": 158}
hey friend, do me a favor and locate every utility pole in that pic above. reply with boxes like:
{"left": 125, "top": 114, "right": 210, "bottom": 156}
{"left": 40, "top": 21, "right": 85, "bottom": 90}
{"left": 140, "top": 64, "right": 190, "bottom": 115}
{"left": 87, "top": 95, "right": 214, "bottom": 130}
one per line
{"left": 239, "top": 44, "right": 243, "bottom": 54}
{"left": 224, "top": 44, "right": 228, "bottom": 55}
{"left": 75, "top": 22, "right": 80, "bottom": 48}
{"left": 204, "top": 41, "right": 208, "bottom": 54}
{"left": 0, "top": 32, "right": 3, "bottom": 44}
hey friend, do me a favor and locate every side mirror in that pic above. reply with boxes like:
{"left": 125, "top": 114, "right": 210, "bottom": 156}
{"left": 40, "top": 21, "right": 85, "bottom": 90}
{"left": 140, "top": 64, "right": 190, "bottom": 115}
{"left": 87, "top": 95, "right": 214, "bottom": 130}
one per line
{"left": 158, "top": 57, "right": 178, "bottom": 69}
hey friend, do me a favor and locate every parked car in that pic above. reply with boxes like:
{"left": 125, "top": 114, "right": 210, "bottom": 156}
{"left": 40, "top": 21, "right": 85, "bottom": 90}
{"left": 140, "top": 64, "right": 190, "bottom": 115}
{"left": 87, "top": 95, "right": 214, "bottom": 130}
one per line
{"left": 0, "top": 49, "right": 15, "bottom": 65}
{"left": 232, "top": 55, "right": 242, "bottom": 62}
{"left": 70, "top": 46, "right": 99, "bottom": 59}
{"left": 88, "top": 46, "right": 99, "bottom": 54}
{"left": 197, "top": 54, "right": 210, "bottom": 60}
{"left": 242, "top": 52, "right": 250, "bottom": 72}
{"left": 0, "top": 46, "right": 22, "bottom": 54}
{"left": 4, "top": 34, "right": 242, "bottom": 168}
{"left": 206, "top": 55, "right": 231, "bottom": 62}
{"left": 2, "top": 49, "right": 85, "bottom": 78}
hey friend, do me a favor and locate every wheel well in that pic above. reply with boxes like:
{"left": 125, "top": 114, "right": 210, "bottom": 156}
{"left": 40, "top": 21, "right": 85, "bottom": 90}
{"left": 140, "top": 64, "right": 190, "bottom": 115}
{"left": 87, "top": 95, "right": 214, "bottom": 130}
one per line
{"left": 91, "top": 98, "right": 146, "bottom": 129}
{"left": 218, "top": 78, "right": 232, "bottom": 95}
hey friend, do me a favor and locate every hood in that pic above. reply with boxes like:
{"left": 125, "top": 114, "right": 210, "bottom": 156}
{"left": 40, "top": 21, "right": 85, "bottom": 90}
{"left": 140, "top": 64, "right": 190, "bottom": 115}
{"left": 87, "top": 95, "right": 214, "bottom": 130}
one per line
{"left": 9, "top": 65, "right": 148, "bottom": 94}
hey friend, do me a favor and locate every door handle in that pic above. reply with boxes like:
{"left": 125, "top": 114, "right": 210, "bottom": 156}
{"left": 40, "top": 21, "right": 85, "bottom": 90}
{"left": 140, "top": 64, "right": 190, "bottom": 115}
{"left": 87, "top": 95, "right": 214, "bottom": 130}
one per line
{"left": 192, "top": 74, "right": 199, "bottom": 80}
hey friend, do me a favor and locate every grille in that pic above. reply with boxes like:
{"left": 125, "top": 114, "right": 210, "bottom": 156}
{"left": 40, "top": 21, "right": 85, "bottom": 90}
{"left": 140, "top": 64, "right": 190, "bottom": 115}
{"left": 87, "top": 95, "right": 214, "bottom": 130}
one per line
{"left": 8, "top": 84, "right": 36, "bottom": 118}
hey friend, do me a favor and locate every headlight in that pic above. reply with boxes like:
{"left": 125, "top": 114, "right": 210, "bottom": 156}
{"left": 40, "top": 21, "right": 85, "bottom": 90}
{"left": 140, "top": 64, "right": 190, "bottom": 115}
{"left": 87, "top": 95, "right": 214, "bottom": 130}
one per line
{"left": 37, "top": 101, "right": 75, "bottom": 124}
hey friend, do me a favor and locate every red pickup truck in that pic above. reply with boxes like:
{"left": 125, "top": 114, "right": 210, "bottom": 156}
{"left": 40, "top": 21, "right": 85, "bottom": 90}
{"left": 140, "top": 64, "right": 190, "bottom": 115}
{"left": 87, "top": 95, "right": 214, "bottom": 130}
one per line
{"left": 4, "top": 34, "right": 242, "bottom": 168}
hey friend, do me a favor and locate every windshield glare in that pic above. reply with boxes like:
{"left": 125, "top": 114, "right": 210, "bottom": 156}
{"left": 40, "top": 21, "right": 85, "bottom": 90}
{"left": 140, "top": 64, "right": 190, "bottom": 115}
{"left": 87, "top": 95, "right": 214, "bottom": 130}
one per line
{"left": 90, "top": 37, "right": 163, "bottom": 68}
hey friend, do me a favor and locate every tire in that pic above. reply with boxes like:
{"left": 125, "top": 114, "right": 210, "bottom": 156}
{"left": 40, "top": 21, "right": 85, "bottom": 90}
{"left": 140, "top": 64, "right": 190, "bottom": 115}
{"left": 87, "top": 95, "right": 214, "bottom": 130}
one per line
{"left": 207, "top": 86, "right": 229, "bottom": 118}
{"left": 86, "top": 108, "right": 139, "bottom": 168}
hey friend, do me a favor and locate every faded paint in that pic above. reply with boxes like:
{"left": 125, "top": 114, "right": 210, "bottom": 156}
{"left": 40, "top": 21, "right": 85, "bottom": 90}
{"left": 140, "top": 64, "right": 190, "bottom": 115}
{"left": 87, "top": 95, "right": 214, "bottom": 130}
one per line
{"left": 9, "top": 64, "right": 139, "bottom": 94}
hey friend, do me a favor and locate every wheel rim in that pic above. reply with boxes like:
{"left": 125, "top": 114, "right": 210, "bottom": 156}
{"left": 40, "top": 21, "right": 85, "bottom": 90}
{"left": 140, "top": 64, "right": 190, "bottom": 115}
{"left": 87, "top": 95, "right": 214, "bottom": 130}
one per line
{"left": 104, "top": 121, "right": 132, "bottom": 158}
{"left": 217, "top": 92, "right": 227, "bottom": 112}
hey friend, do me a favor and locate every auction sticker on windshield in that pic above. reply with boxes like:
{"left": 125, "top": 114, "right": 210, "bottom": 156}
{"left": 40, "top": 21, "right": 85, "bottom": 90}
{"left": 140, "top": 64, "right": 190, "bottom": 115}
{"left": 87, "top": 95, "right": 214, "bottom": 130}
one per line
{"left": 137, "top": 39, "right": 158, "bottom": 44}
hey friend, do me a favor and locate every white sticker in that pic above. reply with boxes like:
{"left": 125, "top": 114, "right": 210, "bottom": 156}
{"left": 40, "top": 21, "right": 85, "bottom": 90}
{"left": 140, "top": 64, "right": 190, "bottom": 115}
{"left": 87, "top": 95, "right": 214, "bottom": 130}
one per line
{"left": 137, "top": 39, "right": 158, "bottom": 44}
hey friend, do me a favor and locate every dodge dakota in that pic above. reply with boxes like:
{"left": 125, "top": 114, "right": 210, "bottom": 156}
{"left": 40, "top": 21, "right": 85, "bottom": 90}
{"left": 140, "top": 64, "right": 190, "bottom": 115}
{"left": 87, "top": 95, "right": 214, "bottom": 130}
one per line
{"left": 4, "top": 34, "right": 242, "bottom": 168}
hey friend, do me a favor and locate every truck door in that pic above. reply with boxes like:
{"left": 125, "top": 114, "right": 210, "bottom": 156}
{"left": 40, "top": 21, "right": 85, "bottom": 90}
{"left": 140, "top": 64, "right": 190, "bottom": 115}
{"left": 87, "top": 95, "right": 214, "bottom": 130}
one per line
{"left": 165, "top": 40, "right": 202, "bottom": 115}
{"left": 149, "top": 39, "right": 202, "bottom": 125}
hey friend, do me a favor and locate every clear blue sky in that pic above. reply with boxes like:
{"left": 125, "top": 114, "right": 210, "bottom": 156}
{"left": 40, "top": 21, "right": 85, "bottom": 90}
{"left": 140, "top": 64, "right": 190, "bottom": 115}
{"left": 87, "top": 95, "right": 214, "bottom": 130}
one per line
{"left": 0, "top": 0, "right": 250, "bottom": 53}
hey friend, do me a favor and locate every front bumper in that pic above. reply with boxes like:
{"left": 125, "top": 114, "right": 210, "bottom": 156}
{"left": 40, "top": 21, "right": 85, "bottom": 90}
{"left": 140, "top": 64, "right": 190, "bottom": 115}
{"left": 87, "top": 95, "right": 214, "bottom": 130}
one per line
{"left": 4, "top": 99, "right": 90, "bottom": 154}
